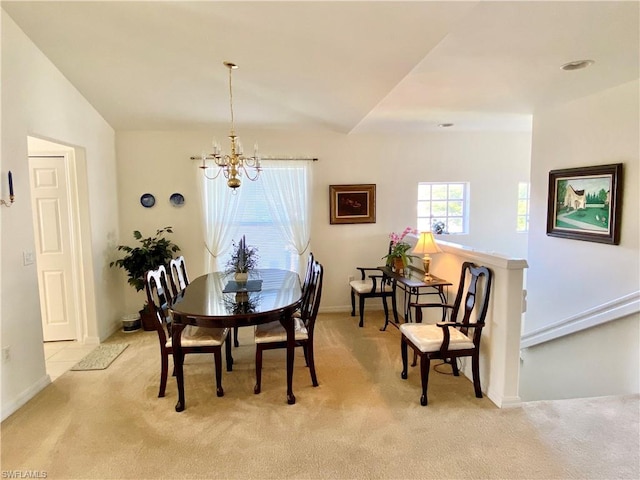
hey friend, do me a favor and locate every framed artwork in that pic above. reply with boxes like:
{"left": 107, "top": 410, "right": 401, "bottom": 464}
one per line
{"left": 329, "top": 184, "right": 376, "bottom": 224}
{"left": 547, "top": 163, "right": 623, "bottom": 245}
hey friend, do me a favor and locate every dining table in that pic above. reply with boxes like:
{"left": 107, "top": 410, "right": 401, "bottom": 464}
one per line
{"left": 169, "top": 268, "right": 303, "bottom": 411}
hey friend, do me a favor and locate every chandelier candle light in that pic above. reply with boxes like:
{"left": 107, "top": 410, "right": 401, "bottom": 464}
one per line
{"left": 412, "top": 231, "right": 442, "bottom": 280}
{"left": 196, "top": 62, "right": 261, "bottom": 190}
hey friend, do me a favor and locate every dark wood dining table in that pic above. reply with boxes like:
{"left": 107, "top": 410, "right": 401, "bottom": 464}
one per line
{"left": 169, "top": 268, "right": 302, "bottom": 411}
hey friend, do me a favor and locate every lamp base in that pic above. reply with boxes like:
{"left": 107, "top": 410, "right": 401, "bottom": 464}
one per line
{"left": 422, "top": 256, "right": 431, "bottom": 282}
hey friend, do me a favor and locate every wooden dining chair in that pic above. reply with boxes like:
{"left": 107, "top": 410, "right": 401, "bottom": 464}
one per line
{"left": 253, "top": 260, "right": 323, "bottom": 394}
{"left": 349, "top": 243, "right": 393, "bottom": 327}
{"left": 400, "top": 262, "right": 493, "bottom": 406}
{"left": 296, "top": 252, "right": 314, "bottom": 316}
{"left": 232, "top": 253, "right": 315, "bottom": 348}
{"left": 168, "top": 255, "right": 190, "bottom": 298}
{"left": 145, "top": 265, "right": 232, "bottom": 398}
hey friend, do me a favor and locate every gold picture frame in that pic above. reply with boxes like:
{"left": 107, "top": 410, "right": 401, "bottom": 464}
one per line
{"left": 329, "top": 184, "right": 376, "bottom": 224}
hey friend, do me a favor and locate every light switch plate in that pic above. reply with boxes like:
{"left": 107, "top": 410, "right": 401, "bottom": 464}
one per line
{"left": 23, "top": 251, "right": 35, "bottom": 266}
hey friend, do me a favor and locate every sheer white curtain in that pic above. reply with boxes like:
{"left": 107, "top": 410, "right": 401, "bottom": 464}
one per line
{"left": 197, "top": 159, "right": 312, "bottom": 275}
{"left": 260, "top": 159, "right": 312, "bottom": 276}
{"left": 196, "top": 164, "right": 244, "bottom": 272}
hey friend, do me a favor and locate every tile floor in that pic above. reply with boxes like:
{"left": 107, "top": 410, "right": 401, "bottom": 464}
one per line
{"left": 43, "top": 341, "right": 97, "bottom": 381}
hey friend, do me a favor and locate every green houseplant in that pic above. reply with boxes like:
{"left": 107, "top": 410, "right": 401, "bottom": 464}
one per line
{"left": 382, "top": 226, "right": 419, "bottom": 273}
{"left": 110, "top": 226, "right": 180, "bottom": 330}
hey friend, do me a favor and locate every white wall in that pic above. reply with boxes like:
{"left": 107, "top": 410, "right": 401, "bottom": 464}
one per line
{"left": 521, "top": 80, "right": 640, "bottom": 400}
{"left": 1, "top": 12, "right": 121, "bottom": 419}
{"left": 520, "top": 312, "right": 639, "bottom": 401}
{"left": 115, "top": 129, "right": 531, "bottom": 314}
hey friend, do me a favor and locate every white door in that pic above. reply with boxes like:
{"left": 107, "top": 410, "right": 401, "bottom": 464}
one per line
{"left": 29, "top": 155, "right": 78, "bottom": 341}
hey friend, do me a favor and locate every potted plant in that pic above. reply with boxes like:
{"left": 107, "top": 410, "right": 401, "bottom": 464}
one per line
{"left": 110, "top": 226, "right": 181, "bottom": 330}
{"left": 382, "top": 227, "right": 419, "bottom": 274}
{"left": 225, "top": 235, "right": 259, "bottom": 282}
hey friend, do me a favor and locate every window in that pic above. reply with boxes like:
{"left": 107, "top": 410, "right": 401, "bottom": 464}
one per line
{"left": 517, "top": 182, "right": 530, "bottom": 232}
{"left": 199, "top": 159, "right": 312, "bottom": 274}
{"left": 229, "top": 178, "right": 298, "bottom": 270}
{"left": 417, "top": 182, "right": 468, "bottom": 234}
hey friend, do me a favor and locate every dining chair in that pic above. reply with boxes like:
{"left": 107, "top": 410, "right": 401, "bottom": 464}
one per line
{"left": 296, "top": 252, "right": 315, "bottom": 316}
{"left": 253, "top": 260, "right": 323, "bottom": 394}
{"left": 400, "top": 262, "right": 493, "bottom": 406}
{"left": 349, "top": 243, "right": 393, "bottom": 327}
{"left": 232, "top": 253, "right": 315, "bottom": 348}
{"left": 168, "top": 255, "right": 189, "bottom": 298}
{"left": 145, "top": 265, "right": 232, "bottom": 398}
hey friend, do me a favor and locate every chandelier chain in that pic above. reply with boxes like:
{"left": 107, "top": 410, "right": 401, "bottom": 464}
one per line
{"left": 196, "top": 61, "right": 260, "bottom": 190}
{"left": 228, "top": 64, "right": 235, "bottom": 137}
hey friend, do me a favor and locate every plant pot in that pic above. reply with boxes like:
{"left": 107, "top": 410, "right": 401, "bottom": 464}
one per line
{"left": 121, "top": 313, "right": 141, "bottom": 333}
{"left": 139, "top": 306, "right": 156, "bottom": 331}
{"left": 234, "top": 272, "right": 249, "bottom": 283}
{"left": 393, "top": 257, "right": 405, "bottom": 274}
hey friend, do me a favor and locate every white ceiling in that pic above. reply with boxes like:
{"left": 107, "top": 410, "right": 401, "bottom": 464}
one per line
{"left": 2, "top": 1, "right": 638, "bottom": 133}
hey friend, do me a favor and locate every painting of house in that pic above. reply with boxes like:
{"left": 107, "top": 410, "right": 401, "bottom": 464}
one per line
{"left": 563, "top": 185, "right": 586, "bottom": 211}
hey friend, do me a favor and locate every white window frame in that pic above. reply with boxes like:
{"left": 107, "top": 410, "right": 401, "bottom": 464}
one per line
{"left": 417, "top": 182, "right": 469, "bottom": 234}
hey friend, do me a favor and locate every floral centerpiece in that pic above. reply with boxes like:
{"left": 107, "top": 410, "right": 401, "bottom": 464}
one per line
{"left": 382, "top": 226, "right": 418, "bottom": 273}
{"left": 225, "top": 235, "right": 259, "bottom": 282}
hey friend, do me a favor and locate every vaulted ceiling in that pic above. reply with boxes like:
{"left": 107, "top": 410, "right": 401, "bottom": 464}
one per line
{"left": 3, "top": 1, "right": 638, "bottom": 133}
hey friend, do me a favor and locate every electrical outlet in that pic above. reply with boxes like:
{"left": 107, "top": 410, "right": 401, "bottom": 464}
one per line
{"left": 2, "top": 346, "right": 10, "bottom": 362}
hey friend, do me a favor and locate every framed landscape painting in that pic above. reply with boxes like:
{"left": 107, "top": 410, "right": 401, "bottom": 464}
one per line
{"left": 329, "top": 184, "right": 376, "bottom": 224}
{"left": 546, "top": 163, "right": 623, "bottom": 245}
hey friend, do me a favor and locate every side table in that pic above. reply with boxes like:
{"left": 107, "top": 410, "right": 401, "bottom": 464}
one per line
{"left": 378, "top": 265, "right": 451, "bottom": 331}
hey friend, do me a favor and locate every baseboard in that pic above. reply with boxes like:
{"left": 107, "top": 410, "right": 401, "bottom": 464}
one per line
{"left": 103, "top": 320, "right": 124, "bottom": 341}
{"left": 83, "top": 335, "right": 101, "bottom": 345}
{"left": 1, "top": 373, "right": 51, "bottom": 422}
{"left": 319, "top": 305, "right": 357, "bottom": 314}
{"left": 487, "top": 389, "right": 522, "bottom": 408}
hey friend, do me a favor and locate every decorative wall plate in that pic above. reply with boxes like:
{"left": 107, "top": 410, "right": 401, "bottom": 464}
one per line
{"left": 140, "top": 193, "right": 155, "bottom": 208}
{"left": 170, "top": 193, "right": 185, "bottom": 207}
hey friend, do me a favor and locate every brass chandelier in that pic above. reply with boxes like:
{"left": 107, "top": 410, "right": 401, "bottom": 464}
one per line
{"left": 198, "top": 62, "right": 261, "bottom": 190}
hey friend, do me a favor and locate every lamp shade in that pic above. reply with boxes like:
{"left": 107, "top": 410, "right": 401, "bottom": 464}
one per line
{"left": 412, "top": 231, "right": 442, "bottom": 255}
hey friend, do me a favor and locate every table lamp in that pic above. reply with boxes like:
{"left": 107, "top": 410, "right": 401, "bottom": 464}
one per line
{"left": 412, "top": 231, "right": 442, "bottom": 280}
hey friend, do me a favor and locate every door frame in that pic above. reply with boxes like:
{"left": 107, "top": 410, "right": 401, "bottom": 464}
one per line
{"left": 28, "top": 136, "right": 98, "bottom": 345}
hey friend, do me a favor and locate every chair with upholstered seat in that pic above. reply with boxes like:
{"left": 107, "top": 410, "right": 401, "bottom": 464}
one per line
{"left": 168, "top": 255, "right": 189, "bottom": 298}
{"left": 253, "top": 260, "right": 323, "bottom": 394}
{"left": 400, "top": 262, "right": 492, "bottom": 406}
{"left": 233, "top": 253, "right": 315, "bottom": 348}
{"left": 145, "top": 265, "right": 232, "bottom": 398}
{"left": 349, "top": 244, "right": 394, "bottom": 327}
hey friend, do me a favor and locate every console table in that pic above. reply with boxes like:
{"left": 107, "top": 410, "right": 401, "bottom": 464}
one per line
{"left": 378, "top": 265, "right": 451, "bottom": 331}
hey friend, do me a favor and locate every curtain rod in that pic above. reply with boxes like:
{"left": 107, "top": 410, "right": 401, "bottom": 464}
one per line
{"left": 190, "top": 155, "right": 318, "bottom": 161}
{"left": 262, "top": 157, "right": 318, "bottom": 161}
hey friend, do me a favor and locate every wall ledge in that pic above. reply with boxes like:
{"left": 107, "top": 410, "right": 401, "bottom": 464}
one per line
{"left": 521, "top": 290, "right": 640, "bottom": 349}
{"left": 436, "top": 239, "right": 529, "bottom": 270}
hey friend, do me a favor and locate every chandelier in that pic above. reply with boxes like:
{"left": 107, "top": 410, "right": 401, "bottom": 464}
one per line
{"left": 198, "top": 62, "right": 261, "bottom": 190}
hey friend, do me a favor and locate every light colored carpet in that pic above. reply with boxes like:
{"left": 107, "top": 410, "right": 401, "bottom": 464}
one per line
{"left": 70, "top": 343, "right": 129, "bottom": 371}
{"left": 1, "top": 311, "right": 638, "bottom": 479}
